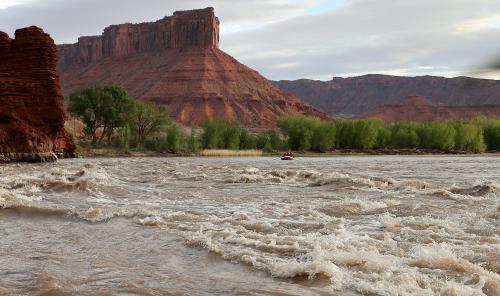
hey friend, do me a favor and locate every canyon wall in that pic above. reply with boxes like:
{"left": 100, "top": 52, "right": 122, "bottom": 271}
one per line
{"left": 0, "top": 26, "right": 75, "bottom": 162}
{"left": 58, "top": 7, "right": 219, "bottom": 71}
{"left": 274, "top": 74, "right": 500, "bottom": 117}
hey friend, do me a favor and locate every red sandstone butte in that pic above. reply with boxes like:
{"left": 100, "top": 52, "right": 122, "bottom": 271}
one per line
{"left": 57, "top": 7, "right": 329, "bottom": 127}
{"left": 360, "top": 95, "right": 500, "bottom": 122}
{"left": 0, "top": 26, "right": 75, "bottom": 162}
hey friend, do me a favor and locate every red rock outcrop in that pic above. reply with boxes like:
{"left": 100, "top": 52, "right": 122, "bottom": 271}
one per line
{"left": 0, "top": 26, "right": 75, "bottom": 162}
{"left": 273, "top": 74, "right": 500, "bottom": 117}
{"left": 57, "top": 7, "right": 328, "bottom": 127}
{"left": 359, "top": 95, "right": 500, "bottom": 122}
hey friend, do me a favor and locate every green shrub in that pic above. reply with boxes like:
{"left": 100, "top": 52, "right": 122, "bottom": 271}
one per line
{"left": 417, "top": 122, "right": 455, "bottom": 149}
{"left": 278, "top": 116, "right": 321, "bottom": 151}
{"left": 375, "top": 127, "right": 391, "bottom": 149}
{"left": 336, "top": 119, "right": 383, "bottom": 149}
{"left": 483, "top": 121, "right": 500, "bottom": 151}
{"left": 201, "top": 118, "right": 226, "bottom": 149}
{"left": 166, "top": 124, "right": 184, "bottom": 152}
{"left": 389, "top": 121, "right": 420, "bottom": 148}
{"left": 311, "top": 122, "right": 336, "bottom": 152}
{"left": 454, "top": 122, "right": 486, "bottom": 152}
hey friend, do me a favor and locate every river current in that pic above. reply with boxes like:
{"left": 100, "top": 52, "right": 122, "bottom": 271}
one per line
{"left": 0, "top": 156, "right": 499, "bottom": 295}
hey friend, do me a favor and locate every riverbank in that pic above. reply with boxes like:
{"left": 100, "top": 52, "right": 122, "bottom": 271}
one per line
{"left": 74, "top": 147, "right": 500, "bottom": 159}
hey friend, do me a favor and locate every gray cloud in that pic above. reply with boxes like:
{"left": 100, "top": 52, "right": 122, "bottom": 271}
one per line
{"left": 2, "top": 0, "right": 500, "bottom": 80}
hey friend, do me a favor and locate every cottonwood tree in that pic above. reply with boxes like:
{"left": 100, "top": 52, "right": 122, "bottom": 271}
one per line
{"left": 131, "top": 102, "right": 170, "bottom": 145}
{"left": 69, "top": 86, "right": 134, "bottom": 145}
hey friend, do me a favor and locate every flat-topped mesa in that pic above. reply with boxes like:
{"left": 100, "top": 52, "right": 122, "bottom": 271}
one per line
{"left": 58, "top": 7, "right": 219, "bottom": 70}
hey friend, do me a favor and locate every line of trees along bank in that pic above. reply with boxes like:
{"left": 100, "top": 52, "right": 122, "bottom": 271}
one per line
{"left": 69, "top": 86, "right": 500, "bottom": 153}
{"left": 193, "top": 116, "right": 499, "bottom": 153}
{"left": 278, "top": 115, "right": 500, "bottom": 153}
{"left": 68, "top": 86, "right": 285, "bottom": 153}
{"left": 69, "top": 86, "right": 169, "bottom": 146}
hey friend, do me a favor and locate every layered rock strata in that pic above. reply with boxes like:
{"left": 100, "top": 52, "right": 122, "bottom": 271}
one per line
{"left": 360, "top": 96, "right": 500, "bottom": 122}
{"left": 57, "top": 7, "right": 328, "bottom": 127}
{"left": 274, "top": 75, "right": 500, "bottom": 117}
{"left": 0, "top": 26, "right": 75, "bottom": 162}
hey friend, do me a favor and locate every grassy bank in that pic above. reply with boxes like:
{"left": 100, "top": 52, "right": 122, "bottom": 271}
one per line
{"left": 198, "top": 149, "right": 262, "bottom": 157}
{"left": 76, "top": 147, "right": 263, "bottom": 158}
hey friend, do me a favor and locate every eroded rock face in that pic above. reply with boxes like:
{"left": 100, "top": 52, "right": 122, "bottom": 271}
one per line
{"left": 57, "top": 7, "right": 328, "bottom": 127}
{"left": 58, "top": 8, "right": 220, "bottom": 71}
{"left": 0, "top": 26, "right": 75, "bottom": 162}
{"left": 273, "top": 75, "right": 500, "bottom": 117}
{"left": 359, "top": 96, "right": 500, "bottom": 122}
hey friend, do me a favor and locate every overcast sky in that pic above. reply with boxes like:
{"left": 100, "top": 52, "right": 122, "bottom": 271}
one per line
{"left": 1, "top": 0, "right": 500, "bottom": 80}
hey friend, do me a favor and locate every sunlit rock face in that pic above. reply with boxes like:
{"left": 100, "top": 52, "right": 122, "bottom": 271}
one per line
{"left": 0, "top": 26, "right": 75, "bottom": 162}
{"left": 57, "top": 7, "right": 328, "bottom": 127}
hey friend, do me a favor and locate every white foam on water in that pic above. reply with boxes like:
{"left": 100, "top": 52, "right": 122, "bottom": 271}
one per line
{"left": 1, "top": 157, "right": 499, "bottom": 295}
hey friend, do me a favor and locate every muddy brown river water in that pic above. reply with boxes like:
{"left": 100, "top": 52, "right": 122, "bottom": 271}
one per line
{"left": 0, "top": 156, "right": 499, "bottom": 295}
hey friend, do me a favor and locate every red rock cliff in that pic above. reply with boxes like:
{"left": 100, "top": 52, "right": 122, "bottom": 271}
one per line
{"left": 58, "top": 7, "right": 219, "bottom": 70}
{"left": 0, "top": 26, "right": 75, "bottom": 162}
{"left": 57, "top": 8, "right": 327, "bottom": 127}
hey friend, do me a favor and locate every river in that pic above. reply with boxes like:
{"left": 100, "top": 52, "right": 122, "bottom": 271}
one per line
{"left": 0, "top": 156, "right": 499, "bottom": 295}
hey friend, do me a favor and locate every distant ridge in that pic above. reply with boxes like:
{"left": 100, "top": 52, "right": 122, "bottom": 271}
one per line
{"left": 273, "top": 74, "right": 500, "bottom": 117}
{"left": 359, "top": 95, "right": 500, "bottom": 122}
{"left": 57, "top": 8, "right": 328, "bottom": 127}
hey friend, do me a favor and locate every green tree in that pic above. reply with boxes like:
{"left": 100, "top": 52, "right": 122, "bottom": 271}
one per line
{"left": 483, "top": 120, "right": 500, "bottom": 151}
{"left": 201, "top": 118, "right": 227, "bottom": 149}
{"left": 418, "top": 122, "right": 455, "bottom": 149}
{"left": 239, "top": 130, "right": 257, "bottom": 150}
{"left": 132, "top": 102, "right": 170, "bottom": 145}
{"left": 112, "top": 124, "right": 132, "bottom": 150}
{"left": 223, "top": 123, "right": 242, "bottom": 150}
{"left": 278, "top": 116, "right": 321, "bottom": 150}
{"left": 69, "top": 85, "right": 135, "bottom": 145}
{"left": 166, "top": 124, "right": 184, "bottom": 152}
{"left": 311, "top": 122, "right": 336, "bottom": 152}
{"left": 454, "top": 122, "right": 486, "bottom": 152}
{"left": 69, "top": 86, "right": 106, "bottom": 144}
{"left": 375, "top": 127, "right": 391, "bottom": 149}
{"left": 389, "top": 121, "right": 420, "bottom": 148}
{"left": 187, "top": 128, "right": 200, "bottom": 152}
{"left": 336, "top": 119, "right": 382, "bottom": 149}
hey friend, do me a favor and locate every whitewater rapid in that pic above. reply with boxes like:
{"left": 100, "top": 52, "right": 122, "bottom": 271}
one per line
{"left": 0, "top": 156, "right": 498, "bottom": 295}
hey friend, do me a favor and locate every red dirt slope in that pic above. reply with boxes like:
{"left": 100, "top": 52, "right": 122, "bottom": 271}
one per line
{"left": 57, "top": 7, "right": 328, "bottom": 127}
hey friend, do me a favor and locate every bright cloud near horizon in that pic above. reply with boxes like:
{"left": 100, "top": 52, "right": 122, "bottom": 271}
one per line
{"left": 1, "top": 0, "right": 500, "bottom": 80}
